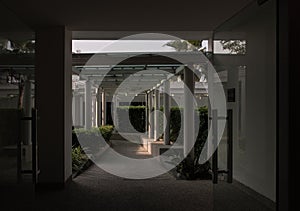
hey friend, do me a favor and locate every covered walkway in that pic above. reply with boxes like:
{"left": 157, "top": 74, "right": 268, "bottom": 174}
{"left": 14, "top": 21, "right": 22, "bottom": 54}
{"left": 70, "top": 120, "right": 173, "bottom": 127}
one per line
{"left": 2, "top": 138, "right": 274, "bottom": 210}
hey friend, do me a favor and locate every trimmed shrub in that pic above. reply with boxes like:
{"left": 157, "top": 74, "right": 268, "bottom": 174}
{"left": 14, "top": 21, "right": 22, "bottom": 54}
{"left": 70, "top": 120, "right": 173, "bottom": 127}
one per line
{"left": 73, "top": 127, "right": 102, "bottom": 154}
{"left": 167, "top": 106, "right": 208, "bottom": 148}
{"left": 72, "top": 146, "right": 88, "bottom": 172}
{"left": 116, "top": 106, "right": 146, "bottom": 133}
{"left": 99, "top": 125, "right": 114, "bottom": 142}
{"left": 169, "top": 107, "right": 183, "bottom": 143}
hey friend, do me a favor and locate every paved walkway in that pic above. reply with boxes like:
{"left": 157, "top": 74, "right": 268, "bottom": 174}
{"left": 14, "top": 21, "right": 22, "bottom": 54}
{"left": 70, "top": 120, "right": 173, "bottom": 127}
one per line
{"left": 1, "top": 139, "right": 275, "bottom": 210}
{"left": 111, "top": 139, "right": 153, "bottom": 159}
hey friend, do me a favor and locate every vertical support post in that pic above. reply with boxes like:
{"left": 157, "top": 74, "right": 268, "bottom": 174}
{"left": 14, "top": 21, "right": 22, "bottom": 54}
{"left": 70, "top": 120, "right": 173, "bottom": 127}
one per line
{"left": 72, "top": 91, "right": 75, "bottom": 126}
{"left": 148, "top": 91, "right": 154, "bottom": 139}
{"left": 112, "top": 95, "right": 115, "bottom": 127}
{"left": 85, "top": 80, "right": 92, "bottom": 129}
{"left": 74, "top": 93, "right": 81, "bottom": 127}
{"left": 207, "top": 32, "right": 214, "bottom": 161}
{"left": 92, "top": 94, "right": 97, "bottom": 127}
{"left": 227, "top": 109, "right": 233, "bottom": 183}
{"left": 79, "top": 95, "right": 84, "bottom": 127}
{"left": 114, "top": 95, "right": 120, "bottom": 128}
{"left": 23, "top": 79, "right": 32, "bottom": 145}
{"left": 36, "top": 26, "right": 72, "bottom": 184}
{"left": 97, "top": 87, "right": 101, "bottom": 127}
{"left": 212, "top": 109, "right": 218, "bottom": 184}
{"left": 154, "top": 89, "right": 160, "bottom": 141}
{"left": 163, "top": 80, "right": 171, "bottom": 145}
{"left": 145, "top": 93, "right": 148, "bottom": 133}
{"left": 184, "top": 68, "right": 195, "bottom": 158}
{"left": 102, "top": 90, "right": 106, "bottom": 126}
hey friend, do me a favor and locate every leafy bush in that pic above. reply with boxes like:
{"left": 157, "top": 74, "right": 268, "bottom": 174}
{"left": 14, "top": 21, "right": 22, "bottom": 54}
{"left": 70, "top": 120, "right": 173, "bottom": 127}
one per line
{"left": 74, "top": 127, "right": 100, "bottom": 136}
{"left": 71, "top": 126, "right": 113, "bottom": 175}
{"left": 73, "top": 127, "right": 102, "bottom": 154}
{"left": 116, "top": 106, "right": 146, "bottom": 133}
{"left": 194, "top": 107, "right": 208, "bottom": 164}
{"left": 169, "top": 107, "right": 183, "bottom": 143}
{"left": 168, "top": 106, "right": 210, "bottom": 180}
{"left": 72, "top": 146, "right": 88, "bottom": 172}
{"left": 99, "top": 125, "right": 114, "bottom": 142}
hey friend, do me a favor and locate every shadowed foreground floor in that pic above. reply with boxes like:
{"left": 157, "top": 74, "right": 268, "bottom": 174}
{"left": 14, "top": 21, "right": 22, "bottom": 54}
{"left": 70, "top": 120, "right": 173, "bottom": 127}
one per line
{"left": 0, "top": 139, "right": 275, "bottom": 210}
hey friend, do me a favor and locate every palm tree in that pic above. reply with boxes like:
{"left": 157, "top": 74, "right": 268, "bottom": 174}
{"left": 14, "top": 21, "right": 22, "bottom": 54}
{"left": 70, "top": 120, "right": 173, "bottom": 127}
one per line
{"left": 220, "top": 40, "right": 246, "bottom": 54}
{"left": 165, "top": 40, "right": 208, "bottom": 82}
{"left": 164, "top": 40, "right": 204, "bottom": 52}
{"left": 11, "top": 40, "right": 35, "bottom": 53}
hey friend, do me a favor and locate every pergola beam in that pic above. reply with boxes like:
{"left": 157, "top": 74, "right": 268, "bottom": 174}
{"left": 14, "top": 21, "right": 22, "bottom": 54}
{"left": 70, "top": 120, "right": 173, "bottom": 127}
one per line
{"left": 77, "top": 69, "right": 176, "bottom": 76}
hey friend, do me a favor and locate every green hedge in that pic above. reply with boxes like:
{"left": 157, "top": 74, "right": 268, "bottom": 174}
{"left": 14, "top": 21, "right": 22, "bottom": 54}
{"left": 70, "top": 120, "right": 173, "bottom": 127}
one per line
{"left": 72, "top": 125, "right": 114, "bottom": 173}
{"left": 167, "top": 106, "right": 208, "bottom": 145}
{"left": 74, "top": 127, "right": 101, "bottom": 154}
{"left": 116, "top": 106, "right": 146, "bottom": 133}
{"left": 73, "top": 125, "right": 114, "bottom": 153}
{"left": 99, "top": 125, "right": 114, "bottom": 142}
{"left": 169, "top": 107, "right": 183, "bottom": 143}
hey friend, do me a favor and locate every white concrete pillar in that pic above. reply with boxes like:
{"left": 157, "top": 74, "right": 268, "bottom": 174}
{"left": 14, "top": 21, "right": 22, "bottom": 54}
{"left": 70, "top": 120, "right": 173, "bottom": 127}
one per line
{"left": 112, "top": 95, "right": 116, "bottom": 127}
{"left": 148, "top": 91, "right": 154, "bottom": 138}
{"left": 79, "top": 95, "right": 84, "bottom": 127}
{"left": 85, "top": 80, "right": 92, "bottom": 129}
{"left": 163, "top": 80, "right": 171, "bottom": 145}
{"left": 206, "top": 34, "right": 214, "bottom": 160}
{"left": 207, "top": 64, "right": 214, "bottom": 160}
{"left": 145, "top": 93, "right": 148, "bottom": 133}
{"left": 95, "top": 94, "right": 98, "bottom": 128}
{"left": 92, "top": 94, "right": 97, "bottom": 127}
{"left": 74, "top": 93, "right": 81, "bottom": 127}
{"left": 154, "top": 89, "right": 160, "bottom": 141}
{"left": 101, "top": 91, "right": 106, "bottom": 126}
{"left": 96, "top": 87, "right": 101, "bottom": 127}
{"left": 36, "top": 26, "right": 72, "bottom": 184}
{"left": 23, "top": 79, "right": 32, "bottom": 145}
{"left": 72, "top": 91, "right": 75, "bottom": 126}
{"left": 113, "top": 95, "right": 120, "bottom": 128}
{"left": 184, "top": 68, "right": 195, "bottom": 158}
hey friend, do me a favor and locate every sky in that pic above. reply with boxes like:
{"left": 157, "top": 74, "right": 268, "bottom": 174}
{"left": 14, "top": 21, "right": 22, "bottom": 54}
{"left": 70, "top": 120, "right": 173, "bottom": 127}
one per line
{"left": 72, "top": 40, "right": 210, "bottom": 54}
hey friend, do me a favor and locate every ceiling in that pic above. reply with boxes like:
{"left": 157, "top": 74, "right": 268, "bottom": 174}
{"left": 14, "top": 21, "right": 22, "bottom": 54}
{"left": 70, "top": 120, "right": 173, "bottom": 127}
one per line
{"left": 1, "top": 0, "right": 253, "bottom": 31}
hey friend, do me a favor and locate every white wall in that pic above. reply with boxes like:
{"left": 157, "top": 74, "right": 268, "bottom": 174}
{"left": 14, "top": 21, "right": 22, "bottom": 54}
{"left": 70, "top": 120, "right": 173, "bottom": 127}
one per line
{"left": 214, "top": 0, "right": 276, "bottom": 201}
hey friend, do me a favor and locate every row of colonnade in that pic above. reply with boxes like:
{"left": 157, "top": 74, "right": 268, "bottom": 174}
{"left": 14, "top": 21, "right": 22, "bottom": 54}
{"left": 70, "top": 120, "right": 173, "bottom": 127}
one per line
{"left": 72, "top": 80, "right": 106, "bottom": 129}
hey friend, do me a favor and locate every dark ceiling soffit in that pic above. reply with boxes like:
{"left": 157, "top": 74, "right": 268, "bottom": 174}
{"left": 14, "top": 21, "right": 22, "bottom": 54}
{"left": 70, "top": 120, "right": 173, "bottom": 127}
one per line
{"left": 0, "top": 53, "right": 186, "bottom": 66}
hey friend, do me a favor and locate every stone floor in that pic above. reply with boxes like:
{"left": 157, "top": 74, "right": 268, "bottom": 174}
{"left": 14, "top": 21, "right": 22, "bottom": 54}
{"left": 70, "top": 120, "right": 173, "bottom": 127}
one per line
{"left": 0, "top": 139, "right": 275, "bottom": 210}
